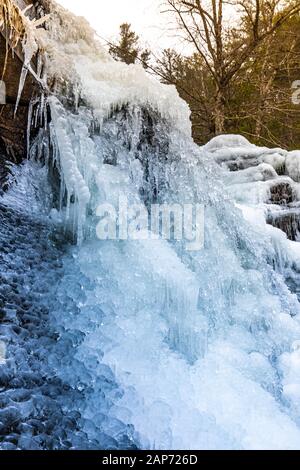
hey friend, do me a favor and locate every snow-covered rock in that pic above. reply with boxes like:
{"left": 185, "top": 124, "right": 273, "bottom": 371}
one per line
{"left": 286, "top": 151, "right": 300, "bottom": 182}
{"left": 203, "top": 134, "right": 254, "bottom": 151}
{"left": 203, "top": 134, "right": 288, "bottom": 172}
{"left": 205, "top": 134, "right": 300, "bottom": 303}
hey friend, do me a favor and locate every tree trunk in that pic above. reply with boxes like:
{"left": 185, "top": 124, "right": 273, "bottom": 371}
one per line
{"left": 255, "top": 106, "right": 264, "bottom": 139}
{"left": 214, "top": 87, "right": 225, "bottom": 135}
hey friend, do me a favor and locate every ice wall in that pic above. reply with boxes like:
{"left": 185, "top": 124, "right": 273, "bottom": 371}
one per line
{"left": 43, "top": 98, "right": 300, "bottom": 448}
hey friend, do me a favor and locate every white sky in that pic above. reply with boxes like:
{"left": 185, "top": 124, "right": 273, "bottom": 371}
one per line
{"left": 58, "top": 0, "right": 181, "bottom": 52}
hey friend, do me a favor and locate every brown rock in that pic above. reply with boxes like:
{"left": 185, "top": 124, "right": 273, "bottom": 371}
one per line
{"left": 0, "top": 1, "right": 39, "bottom": 162}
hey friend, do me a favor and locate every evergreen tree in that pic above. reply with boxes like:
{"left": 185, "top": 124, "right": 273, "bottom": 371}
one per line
{"left": 109, "top": 23, "right": 150, "bottom": 68}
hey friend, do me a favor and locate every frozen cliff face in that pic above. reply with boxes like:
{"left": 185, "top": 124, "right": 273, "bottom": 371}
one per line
{"left": 2, "top": 1, "right": 300, "bottom": 451}
{"left": 204, "top": 134, "right": 300, "bottom": 300}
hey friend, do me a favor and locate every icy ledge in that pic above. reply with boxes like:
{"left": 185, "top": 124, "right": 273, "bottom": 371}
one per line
{"left": 7, "top": 0, "right": 191, "bottom": 136}
{"left": 204, "top": 134, "right": 300, "bottom": 295}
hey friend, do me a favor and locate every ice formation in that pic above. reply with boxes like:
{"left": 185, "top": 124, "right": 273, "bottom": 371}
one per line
{"left": 205, "top": 134, "right": 300, "bottom": 304}
{"left": 1, "top": 0, "right": 300, "bottom": 451}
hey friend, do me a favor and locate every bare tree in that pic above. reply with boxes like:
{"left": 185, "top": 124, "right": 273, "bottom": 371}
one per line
{"left": 165, "top": 0, "right": 300, "bottom": 134}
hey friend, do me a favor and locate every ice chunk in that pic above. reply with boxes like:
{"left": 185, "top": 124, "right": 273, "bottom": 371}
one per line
{"left": 203, "top": 134, "right": 254, "bottom": 151}
{"left": 262, "top": 153, "right": 286, "bottom": 173}
{"left": 286, "top": 151, "right": 300, "bottom": 182}
{"left": 224, "top": 163, "right": 278, "bottom": 186}
{"left": 280, "top": 342, "right": 300, "bottom": 413}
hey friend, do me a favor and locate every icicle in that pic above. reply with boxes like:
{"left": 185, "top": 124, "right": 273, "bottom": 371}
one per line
{"left": 34, "top": 103, "right": 39, "bottom": 128}
{"left": 48, "top": 97, "right": 91, "bottom": 243}
{"left": 14, "top": 65, "right": 28, "bottom": 116}
{"left": 74, "top": 84, "right": 80, "bottom": 112}
{"left": 37, "top": 128, "right": 43, "bottom": 161}
{"left": 36, "top": 53, "right": 43, "bottom": 79}
{"left": 44, "top": 101, "right": 48, "bottom": 131}
{"left": 59, "top": 178, "right": 66, "bottom": 213}
{"left": 26, "top": 98, "right": 34, "bottom": 158}
{"left": 39, "top": 92, "right": 45, "bottom": 126}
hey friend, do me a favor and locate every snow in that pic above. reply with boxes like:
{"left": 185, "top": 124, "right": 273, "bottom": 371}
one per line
{"left": 262, "top": 153, "right": 286, "bottom": 172}
{"left": 10, "top": 0, "right": 191, "bottom": 137}
{"left": 1, "top": 160, "right": 53, "bottom": 215}
{"left": 224, "top": 163, "right": 278, "bottom": 185}
{"left": 280, "top": 341, "right": 300, "bottom": 416}
{"left": 203, "top": 134, "right": 288, "bottom": 170}
{"left": 74, "top": 50, "right": 190, "bottom": 133}
{"left": 286, "top": 151, "right": 300, "bottom": 182}
{"left": 203, "top": 134, "right": 254, "bottom": 151}
{"left": 205, "top": 135, "right": 300, "bottom": 304}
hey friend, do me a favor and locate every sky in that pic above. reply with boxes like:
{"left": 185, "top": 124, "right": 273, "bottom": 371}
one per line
{"left": 58, "top": 0, "right": 180, "bottom": 52}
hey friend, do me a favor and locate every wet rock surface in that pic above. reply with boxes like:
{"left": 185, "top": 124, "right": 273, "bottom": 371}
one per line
{"left": 0, "top": 203, "right": 81, "bottom": 450}
{"left": 269, "top": 182, "right": 294, "bottom": 206}
{"left": 266, "top": 209, "right": 300, "bottom": 242}
{"left": 0, "top": 203, "right": 137, "bottom": 450}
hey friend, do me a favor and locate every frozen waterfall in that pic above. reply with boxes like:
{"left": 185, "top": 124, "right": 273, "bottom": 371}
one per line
{"left": 1, "top": 0, "right": 300, "bottom": 451}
